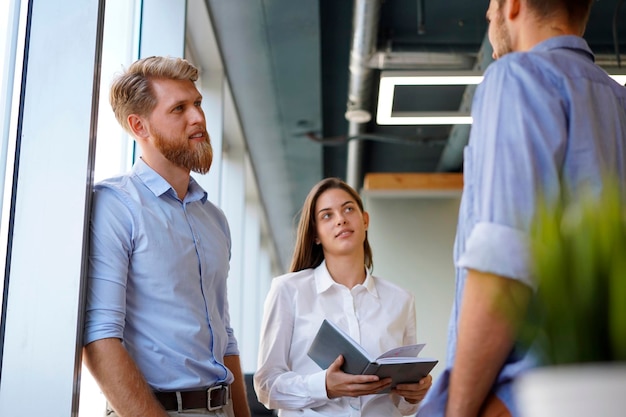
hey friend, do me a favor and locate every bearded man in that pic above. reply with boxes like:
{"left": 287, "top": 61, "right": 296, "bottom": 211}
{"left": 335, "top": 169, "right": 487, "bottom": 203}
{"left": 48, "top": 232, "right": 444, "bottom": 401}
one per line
{"left": 83, "top": 56, "right": 251, "bottom": 417}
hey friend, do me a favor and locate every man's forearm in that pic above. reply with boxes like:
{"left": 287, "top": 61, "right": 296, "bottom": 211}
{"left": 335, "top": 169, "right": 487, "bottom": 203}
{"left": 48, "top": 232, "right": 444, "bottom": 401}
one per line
{"left": 224, "top": 355, "right": 251, "bottom": 417}
{"left": 83, "top": 338, "right": 169, "bottom": 417}
{"left": 446, "top": 269, "right": 531, "bottom": 417}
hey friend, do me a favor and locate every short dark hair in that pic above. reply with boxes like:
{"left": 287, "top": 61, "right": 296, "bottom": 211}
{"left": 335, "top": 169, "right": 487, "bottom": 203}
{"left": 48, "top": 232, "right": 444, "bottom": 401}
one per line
{"left": 498, "top": 0, "right": 594, "bottom": 28}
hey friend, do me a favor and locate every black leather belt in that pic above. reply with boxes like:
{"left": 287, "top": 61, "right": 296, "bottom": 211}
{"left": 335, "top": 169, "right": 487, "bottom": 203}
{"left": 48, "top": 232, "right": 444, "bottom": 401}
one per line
{"left": 154, "top": 385, "right": 230, "bottom": 411}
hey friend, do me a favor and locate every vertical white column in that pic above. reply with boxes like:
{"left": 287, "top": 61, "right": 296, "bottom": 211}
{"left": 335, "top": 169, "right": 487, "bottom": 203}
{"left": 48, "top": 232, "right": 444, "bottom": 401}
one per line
{"left": 241, "top": 192, "right": 261, "bottom": 372}
{"left": 138, "top": 0, "right": 185, "bottom": 58}
{"left": 0, "top": 0, "right": 104, "bottom": 415}
{"left": 221, "top": 149, "right": 246, "bottom": 351}
{"left": 220, "top": 82, "right": 247, "bottom": 352}
{"left": 187, "top": 0, "right": 224, "bottom": 204}
{"left": 0, "top": 0, "right": 25, "bottom": 321}
{"left": 197, "top": 72, "right": 225, "bottom": 204}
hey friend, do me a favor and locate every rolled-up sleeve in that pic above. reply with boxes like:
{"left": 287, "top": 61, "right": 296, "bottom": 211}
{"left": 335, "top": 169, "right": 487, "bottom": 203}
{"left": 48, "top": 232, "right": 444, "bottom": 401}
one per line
{"left": 458, "top": 222, "right": 533, "bottom": 288}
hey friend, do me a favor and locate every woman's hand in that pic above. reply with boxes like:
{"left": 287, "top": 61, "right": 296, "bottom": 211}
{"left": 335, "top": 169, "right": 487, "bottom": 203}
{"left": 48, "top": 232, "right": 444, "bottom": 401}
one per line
{"left": 325, "top": 355, "right": 392, "bottom": 399}
{"left": 392, "top": 374, "right": 433, "bottom": 403}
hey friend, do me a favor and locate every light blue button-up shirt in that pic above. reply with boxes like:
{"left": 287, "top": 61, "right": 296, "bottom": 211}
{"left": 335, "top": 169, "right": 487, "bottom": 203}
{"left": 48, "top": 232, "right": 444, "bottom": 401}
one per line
{"left": 84, "top": 158, "right": 239, "bottom": 391}
{"left": 419, "top": 36, "right": 626, "bottom": 416}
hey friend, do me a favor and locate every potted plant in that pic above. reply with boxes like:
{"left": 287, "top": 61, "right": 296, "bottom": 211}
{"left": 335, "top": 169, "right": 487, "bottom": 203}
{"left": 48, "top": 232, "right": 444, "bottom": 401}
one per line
{"left": 514, "top": 179, "right": 626, "bottom": 417}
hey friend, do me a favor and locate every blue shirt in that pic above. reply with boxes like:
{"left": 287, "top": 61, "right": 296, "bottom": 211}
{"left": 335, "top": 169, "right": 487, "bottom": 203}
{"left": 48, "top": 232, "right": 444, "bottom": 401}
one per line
{"left": 418, "top": 36, "right": 626, "bottom": 416}
{"left": 83, "top": 158, "right": 239, "bottom": 391}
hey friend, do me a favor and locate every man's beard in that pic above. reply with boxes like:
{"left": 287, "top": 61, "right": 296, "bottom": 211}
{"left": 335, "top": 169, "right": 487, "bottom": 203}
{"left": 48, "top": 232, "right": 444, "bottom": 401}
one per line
{"left": 492, "top": 8, "right": 512, "bottom": 59}
{"left": 152, "top": 127, "right": 213, "bottom": 174}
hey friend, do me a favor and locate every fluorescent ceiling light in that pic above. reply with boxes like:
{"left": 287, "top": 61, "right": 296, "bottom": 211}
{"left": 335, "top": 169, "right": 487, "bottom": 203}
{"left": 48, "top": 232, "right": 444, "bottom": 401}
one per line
{"left": 605, "top": 67, "right": 626, "bottom": 85}
{"left": 609, "top": 74, "right": 626, "bottom": 84}
{"left": 377, "top": 70, "right": 626, "bottom": 125}
{"left": 376, "top": 71, "right": 481, "bottom": 125}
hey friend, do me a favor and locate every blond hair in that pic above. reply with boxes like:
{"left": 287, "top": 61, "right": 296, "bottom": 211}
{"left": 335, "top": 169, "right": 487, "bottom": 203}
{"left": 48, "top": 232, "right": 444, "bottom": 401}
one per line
{"left": 110, "top": 56, "right": 199, "bottom": 133}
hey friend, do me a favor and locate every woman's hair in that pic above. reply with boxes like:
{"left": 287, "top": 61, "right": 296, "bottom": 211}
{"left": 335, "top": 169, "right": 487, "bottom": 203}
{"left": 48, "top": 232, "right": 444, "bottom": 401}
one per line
{"left": 109, "top": 56, "right": 199, "bottom": 134}
{"left": 289, "top": 177, "right": 373, "bottom": 273}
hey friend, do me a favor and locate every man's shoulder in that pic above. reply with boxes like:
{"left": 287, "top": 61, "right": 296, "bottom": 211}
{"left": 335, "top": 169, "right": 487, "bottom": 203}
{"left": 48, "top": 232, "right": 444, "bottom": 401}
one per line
{"left": 483, "top": 52, "right": 535, "bottom": 82}
{"left": 92, "top": 172, "right": 144, "bottom": 212}
{"left": 94, "top": 172, "right": 133, "bottom": 191}
{"left": 484, "top": 38, "right": 595, "bottom": 86}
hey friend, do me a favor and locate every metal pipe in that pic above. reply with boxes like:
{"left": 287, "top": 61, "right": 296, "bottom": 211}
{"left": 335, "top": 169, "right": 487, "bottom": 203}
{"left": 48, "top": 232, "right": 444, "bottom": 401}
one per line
{"left": 417, "top": 0, "right": 426, "bottom": 35}
{"left": 345, "top": 0, "right": 381, "bottom": 190}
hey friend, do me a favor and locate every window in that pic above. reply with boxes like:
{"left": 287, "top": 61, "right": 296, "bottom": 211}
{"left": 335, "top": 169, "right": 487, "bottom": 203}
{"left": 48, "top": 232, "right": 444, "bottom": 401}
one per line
{"left": 1, "top": 1, "right": 278, "bottom": 414}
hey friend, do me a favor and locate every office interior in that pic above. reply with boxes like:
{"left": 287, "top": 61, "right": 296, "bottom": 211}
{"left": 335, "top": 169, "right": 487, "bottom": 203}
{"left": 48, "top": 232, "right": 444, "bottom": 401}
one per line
{"left": 0, "top": 0, "right": 623, "bottom": 415}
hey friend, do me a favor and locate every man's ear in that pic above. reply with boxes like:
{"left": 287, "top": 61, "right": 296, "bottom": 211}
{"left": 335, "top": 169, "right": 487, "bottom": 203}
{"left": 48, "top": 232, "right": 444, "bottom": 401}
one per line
{"left": 128, "top": 114, "right": 149, "bottom": 139}
{"left": 507, "top": 0, "right": 521, "bottom": 20}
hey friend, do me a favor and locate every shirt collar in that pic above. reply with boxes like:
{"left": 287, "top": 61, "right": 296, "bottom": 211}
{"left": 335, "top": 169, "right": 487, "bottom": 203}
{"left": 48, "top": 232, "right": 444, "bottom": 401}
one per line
{"left": 314, "top": 260, "right": 379, "bottom": 298}
{"left": 531, "top": 35, "right": 595, "bottom": 62}
{"left": 132, "top": 158, "right": 207, "bottom": 203}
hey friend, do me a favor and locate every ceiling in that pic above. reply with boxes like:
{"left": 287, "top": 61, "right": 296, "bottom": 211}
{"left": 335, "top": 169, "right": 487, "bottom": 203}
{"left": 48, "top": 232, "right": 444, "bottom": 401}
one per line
{"left": 204, "top": 0, "right": 625, "bottom": 269}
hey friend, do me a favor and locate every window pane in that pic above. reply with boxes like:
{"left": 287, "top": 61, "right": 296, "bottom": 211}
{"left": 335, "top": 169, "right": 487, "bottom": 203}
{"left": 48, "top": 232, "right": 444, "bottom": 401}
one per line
{"left": 78, "top": 1, "right": 139, "bottom": 416}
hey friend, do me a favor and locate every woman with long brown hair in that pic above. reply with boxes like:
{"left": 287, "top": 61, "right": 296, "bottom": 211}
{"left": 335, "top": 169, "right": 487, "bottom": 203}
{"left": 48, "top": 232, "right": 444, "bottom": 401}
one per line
{"left": 254, "top": 177, "right": 432, "bottom": 416}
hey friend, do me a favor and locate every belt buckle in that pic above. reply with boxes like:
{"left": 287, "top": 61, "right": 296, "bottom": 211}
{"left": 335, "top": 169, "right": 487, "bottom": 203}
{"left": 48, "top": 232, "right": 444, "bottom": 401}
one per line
{"left": 207, "top": 385, "right": 229, "bottom": 411}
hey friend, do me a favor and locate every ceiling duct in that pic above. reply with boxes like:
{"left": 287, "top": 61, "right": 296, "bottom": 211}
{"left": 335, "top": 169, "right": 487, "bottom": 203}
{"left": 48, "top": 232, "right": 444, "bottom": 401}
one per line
{"left": 345, "top": 0, "right": 381, "bottom": 189}
{"left": 368, "top": 51, "right": 476, "bottom": 70}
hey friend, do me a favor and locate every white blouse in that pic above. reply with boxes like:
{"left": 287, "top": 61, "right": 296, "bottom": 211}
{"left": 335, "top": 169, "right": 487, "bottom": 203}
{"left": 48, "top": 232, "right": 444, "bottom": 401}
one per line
{"left": 254, "top": 261, "right": 420, "bottom": 417}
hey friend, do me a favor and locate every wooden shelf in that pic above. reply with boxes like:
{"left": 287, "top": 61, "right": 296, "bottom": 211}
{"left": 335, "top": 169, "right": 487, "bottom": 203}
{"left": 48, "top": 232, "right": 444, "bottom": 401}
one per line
{"left": 362, "top": 173, "right": 463, "bottom": 198}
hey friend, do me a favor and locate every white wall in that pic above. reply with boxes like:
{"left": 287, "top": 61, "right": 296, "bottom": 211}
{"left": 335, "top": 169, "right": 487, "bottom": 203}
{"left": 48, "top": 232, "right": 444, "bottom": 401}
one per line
{"left": 364, "top": 195, "right": 460, "bottom": 379}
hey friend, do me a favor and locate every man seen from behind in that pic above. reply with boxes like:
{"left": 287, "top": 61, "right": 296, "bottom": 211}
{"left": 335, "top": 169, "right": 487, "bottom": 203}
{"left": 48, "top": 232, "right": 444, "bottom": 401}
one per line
{"left": 418, "top": 1, "right": 626, "bottom": 416}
